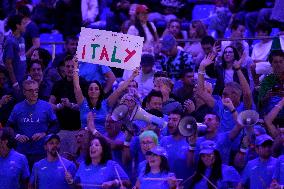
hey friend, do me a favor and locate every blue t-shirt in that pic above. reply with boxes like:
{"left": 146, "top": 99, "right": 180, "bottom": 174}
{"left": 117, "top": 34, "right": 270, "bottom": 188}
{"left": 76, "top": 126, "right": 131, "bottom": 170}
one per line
{"left": 138, "top": 160, "right": 147, "bottom": 177}
{"left": 79, "top": 62, "right": 111, "bottom": 84}
{"left": 0, "top": 149, "right": 30, "bottom": 189}
{"left": 193, "top": 165, "right": 240, "bottom": 189}
{"left": 3, "top": 34, "right": 27, "bottom": 84}
{"left": 195, "top": 132, "right": 233, "bottom": 165}
{"left": 74, "top": 160, "right": 129, "bottom": 189}
{"left": 273, "top": 155, "right": 284, "bottom": 185}
{"left": 8, "top": 100, "right": 57, "bottom": 155}
{"left": 80, "top": 98, "right": 109, "bottom": 134}
{"left": 30, "top": 158, "right": 76, "bottom": 189}
{"left": 104, "top": 132, "right": 125, "bottom": 167}
{"left": 241, "top": 157, "right": 277, "bottom": 189}
{"left": 139, "top": 172, "right": 175, "bottom": 189}
{"left": 160, "top": 135, "right": 193, "bottom": 180}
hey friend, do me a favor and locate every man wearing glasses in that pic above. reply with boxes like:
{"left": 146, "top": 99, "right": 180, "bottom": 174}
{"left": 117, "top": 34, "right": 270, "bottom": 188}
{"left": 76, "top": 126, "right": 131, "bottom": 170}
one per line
{"left": 7, "top": 79, "right": 59, "bottom": 169}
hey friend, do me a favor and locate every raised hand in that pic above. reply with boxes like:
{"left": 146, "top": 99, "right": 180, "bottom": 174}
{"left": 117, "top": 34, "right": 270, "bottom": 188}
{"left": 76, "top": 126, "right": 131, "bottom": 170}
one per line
{"left": 72, "top": 54, "right": 79, "bottom": 69}
{"left": 87, "top": 112, "right": 96, "bottom": 133}
{"left": 199, "top": 53, "right": 216, "bottom": 69}
{"left": 131, "top": 67, "right": 140, "bottom": 79}
{"left": 222, "top": 97, "right": 235, "bottom": 111}
{"left": 0, "top": 95, "right": 12, "bottom": 106}
{"left": 233, "top": 52, "right": 246, "bottom": 69}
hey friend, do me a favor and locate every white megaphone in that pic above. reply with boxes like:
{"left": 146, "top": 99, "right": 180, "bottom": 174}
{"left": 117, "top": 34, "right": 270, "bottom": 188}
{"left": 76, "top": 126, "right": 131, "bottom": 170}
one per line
{"left": 237, "top": 110, "right": 259, "bottom": 127}
{"left": 178, "top": 116, "right": 207, "bottom": 137}
{"left": 130, "top": 105, "right": 168, "bottom": 128}
{"left": 111, "top": 104, "right": 129, "bottom": 121}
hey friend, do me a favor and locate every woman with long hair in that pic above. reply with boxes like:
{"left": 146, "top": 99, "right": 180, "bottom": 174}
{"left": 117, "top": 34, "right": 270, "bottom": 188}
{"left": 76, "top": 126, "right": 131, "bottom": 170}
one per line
{"left": 184, "top": 20, "right": 207, "bottom": 66}
{"left": 71, "top": 136, "right": 131, "bottom": 189}
{"left": 73, "top": 56, "right": 139, "bottom": 134}
{"left": 189, "top": 140, "right": 240, "bottom": 189}
{"left": 134, "top": 146, "right": 177, "bottom": 189}
{"left": 212, "top": 45, "right": 249, "bottom": 95}
{"left": 127, "top": 4, "right": 159, "bottom": 53}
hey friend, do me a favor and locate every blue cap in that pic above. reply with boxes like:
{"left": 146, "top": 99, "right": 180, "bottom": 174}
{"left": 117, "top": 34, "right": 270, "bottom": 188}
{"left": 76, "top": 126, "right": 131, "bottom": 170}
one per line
{"left": 254, "top": 125, "right": 266, "bottom": 135}
{"left": 146, "top": 146, "right": 168, "bottom": 158}
{"left": 161, "top": 34, "right": 176, "bottom": 52}
{"left": 200, "top": 140, "right": 217, "bottom": 154}
{"left": 44, "top": 134, "right": 60, "bottom": 144}
{"left": 255, "top": 134, "right": 273, "bottom": 146}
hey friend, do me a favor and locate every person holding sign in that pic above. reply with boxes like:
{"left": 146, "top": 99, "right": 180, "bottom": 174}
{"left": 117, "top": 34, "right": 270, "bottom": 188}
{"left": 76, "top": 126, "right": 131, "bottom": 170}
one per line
{"left": 73, "top": 55, "right": 140, "bottom": 134}
{"left": 29, "top": 134, "right": 77, "bottom": 189}
{"left": 134, "top": 146, "right": 178, "bottom": 189}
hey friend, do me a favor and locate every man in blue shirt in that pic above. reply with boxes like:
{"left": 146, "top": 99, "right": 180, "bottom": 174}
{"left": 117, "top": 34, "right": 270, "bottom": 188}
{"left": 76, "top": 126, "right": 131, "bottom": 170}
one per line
{"left": 7, "top": 79, "right": 59, "bottom": 168}
{"left": 160, "top": 110, "right": 193, "bottom": 182}
{"left": 29, "top": 134, "right": 77, "bottom": 189}
{"left": 0, "top": 127, "right": 30, "bottom": 189}
{"left": 188, "top": 112, "right": 243, "bottom": 165}
{"left": 3, "top": 14, "right": 27, "bottom": 91}
{"left": 238, "top": 134, "right": 277, "bottom": 189}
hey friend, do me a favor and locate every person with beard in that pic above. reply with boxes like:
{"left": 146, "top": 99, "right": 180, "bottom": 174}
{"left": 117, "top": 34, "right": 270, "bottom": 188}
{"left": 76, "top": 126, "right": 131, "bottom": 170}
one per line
{"left": 237, "top": 134, "right": 277, "bottom": 189}
{"left": 7, "top": 79, "right": 59, "bottom": 168}
{"left": 160, "top": 110, "right": 193, "bottom": 183}
{"left": 0, "top": 127, "right": 30, "bottom": 189}
{"left": 29, "top": 134, "right": 76, "bottom": 189}
{"left": 71, "top": 136, "right": 131, "bottom": 189}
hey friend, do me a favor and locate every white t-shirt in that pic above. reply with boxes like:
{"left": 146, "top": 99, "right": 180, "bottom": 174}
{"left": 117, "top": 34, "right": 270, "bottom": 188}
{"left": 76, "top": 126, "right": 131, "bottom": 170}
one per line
{"left": 251, "top": 40, "right": 273, "bottom": 61}
{"left": 224, "top": 69, "right": 234, "bottom": 84}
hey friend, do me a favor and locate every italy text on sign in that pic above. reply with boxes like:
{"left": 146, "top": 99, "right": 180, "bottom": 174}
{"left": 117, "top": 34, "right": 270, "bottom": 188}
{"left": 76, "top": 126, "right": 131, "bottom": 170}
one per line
{"left": 77, "top": 27, "right": 144, "bottom": 70}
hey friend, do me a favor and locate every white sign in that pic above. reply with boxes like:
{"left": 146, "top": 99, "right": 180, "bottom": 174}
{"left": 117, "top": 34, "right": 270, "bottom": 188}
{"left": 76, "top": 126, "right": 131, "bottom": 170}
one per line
{"left": 77, "top": 28, "right": 144, "bottom": 70}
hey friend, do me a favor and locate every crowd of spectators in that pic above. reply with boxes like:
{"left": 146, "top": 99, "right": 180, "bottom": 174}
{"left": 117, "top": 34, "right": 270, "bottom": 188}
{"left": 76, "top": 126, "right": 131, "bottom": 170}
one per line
{"left": 0, "top": 0, "right": 284, "bottom": 189}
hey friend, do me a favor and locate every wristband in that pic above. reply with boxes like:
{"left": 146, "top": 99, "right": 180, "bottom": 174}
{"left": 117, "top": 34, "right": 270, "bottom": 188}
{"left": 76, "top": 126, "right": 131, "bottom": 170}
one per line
{"left": 275, "top": 104, "right": 283, "bottom": 110}
{"left": 240, "top": 148, "right": 248, "bottom": 153}
{"left": 13, "top": 82, "right": 19, "bottom": 87}
{"left": 188, "top": 144, "right": 196, "bottom": 151}
{"left": 92, "top": 129, "right": 98, "bottom": 135}
{"left": 67, "top": 178, "right": 74, "bottom": 185}
{"left": 198, "top": 71, "right": 205, "bottom": 75}
{"left": 124, "top": 141, "right": 130, "bottom": 147}
{"left": 114, "top": 179, "right": 120, "bottom": 186}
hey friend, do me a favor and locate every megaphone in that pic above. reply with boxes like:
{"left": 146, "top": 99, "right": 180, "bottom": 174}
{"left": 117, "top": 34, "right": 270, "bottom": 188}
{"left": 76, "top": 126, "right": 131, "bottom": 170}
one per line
{"left": 130, "top": 105, "right": 168, "bottom": 128}
{"left": 111, "top": 104, "right": 129, "bottom": 121}
{"left": 237, "top": 110, "right": 259, "bottom": 127}
{"left": 178, "top": 116, "right": 207, "bottom": 137}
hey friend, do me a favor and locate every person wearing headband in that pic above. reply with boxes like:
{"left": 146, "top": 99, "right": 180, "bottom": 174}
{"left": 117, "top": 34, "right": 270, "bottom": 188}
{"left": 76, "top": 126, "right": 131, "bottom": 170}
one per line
{"left": 29, "top": 134, "right": 76, "bottom": 189}
{"left": 134, "top": 146, "right": 177, "bottom": 189}
{"left": 189, "top": 140, "right": 240, "bottom": 189}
